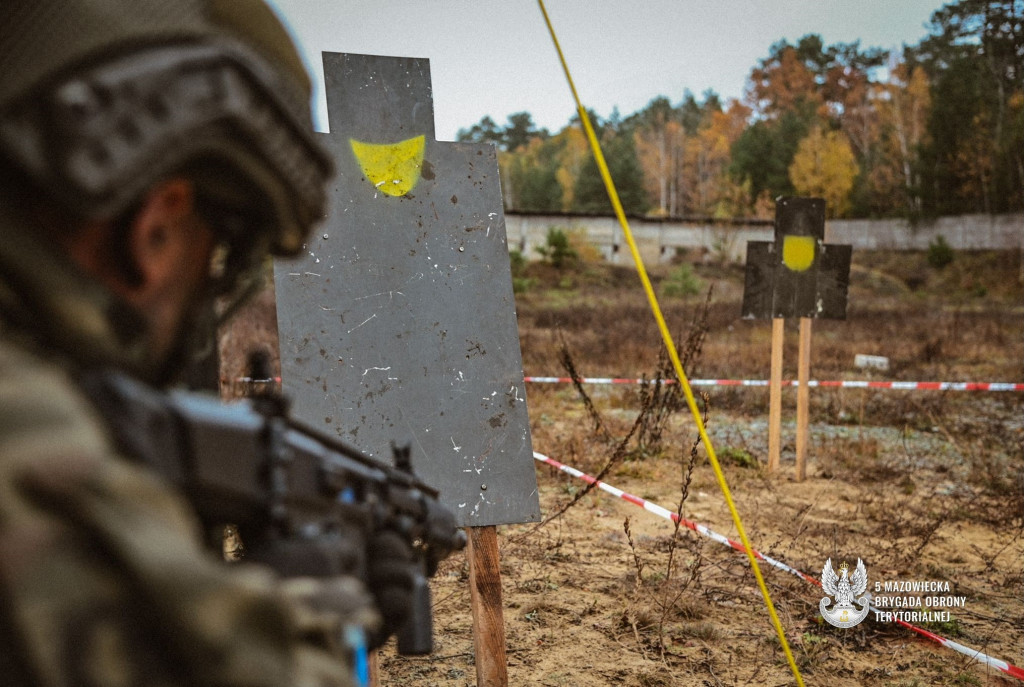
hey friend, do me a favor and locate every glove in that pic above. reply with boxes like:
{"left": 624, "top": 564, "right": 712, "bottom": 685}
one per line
{"left": 281, "top": 576, "right": 381, "bottom": 651}
{"left": 365, "top": 530, "right": 417, "bottom": 648}
{"left": 282, "top": 576, "right": 380, "bottom": 686}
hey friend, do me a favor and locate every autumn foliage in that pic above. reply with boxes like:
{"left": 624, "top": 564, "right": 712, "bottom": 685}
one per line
{"left": 788, "top": 128, "right": 859, "bottom": 217}
{"left": 457, "top": 0, "right": 1022, "bottom": 220}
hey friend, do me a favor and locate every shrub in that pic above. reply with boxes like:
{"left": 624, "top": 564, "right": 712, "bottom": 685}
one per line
{"left": 719, "top": 446, "right": 757, "bottom": 469}
{"left": 512, "top": 277, "right": 537, "bottom": 294}
{"left": 535, "top": 227, "right": 578, "bottom": 268}
{"left": 508, "top": 249, "right": 526, "bottom": 277}
{"left": 566, "top": 227, "right": 604, "bottom": 263}
{"left": 927, "top": 235, "right": 954, "bottom": 269}
{"left": 662, "top": 264, "right": 704, "bottom": 298}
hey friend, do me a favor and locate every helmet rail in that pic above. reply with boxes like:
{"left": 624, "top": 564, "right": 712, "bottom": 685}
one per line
{"left": 0, "top": 41, "right": 332, "bottom": 257}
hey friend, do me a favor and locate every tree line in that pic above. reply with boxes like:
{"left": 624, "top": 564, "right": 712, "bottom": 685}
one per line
{"left": 457, "top": 0, "right": 1023, "bottom": 219}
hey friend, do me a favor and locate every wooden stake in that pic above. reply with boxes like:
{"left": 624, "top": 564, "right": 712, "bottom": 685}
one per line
{"left": 468, "top": 525, "right": 507, "bottom": 687}
{"left": 767, "top": 317, "right": 784, "bottom": 471}
{"left": 368, "top": 650, "right": 379, "bottom": 687}
{"left": 795, "top": 317, "right": 812, "bottom": 481}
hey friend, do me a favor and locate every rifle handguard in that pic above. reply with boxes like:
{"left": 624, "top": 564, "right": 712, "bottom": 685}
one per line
{"left": 81, "top": 369, "right": 466, "bottom": 654}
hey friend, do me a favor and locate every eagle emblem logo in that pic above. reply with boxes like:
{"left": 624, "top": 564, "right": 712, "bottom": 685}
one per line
{"left": 820, "top": 558, "right": 870, "bottom": 628}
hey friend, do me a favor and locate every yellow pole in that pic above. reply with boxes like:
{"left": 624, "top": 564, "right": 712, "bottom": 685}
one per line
{"left": 536, "top": 3, "right": 805, "bottom": 684}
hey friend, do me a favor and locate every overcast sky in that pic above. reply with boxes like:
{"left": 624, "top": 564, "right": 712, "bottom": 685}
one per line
{"left": 266, "top": 1, "right": 948, "bottom": 141}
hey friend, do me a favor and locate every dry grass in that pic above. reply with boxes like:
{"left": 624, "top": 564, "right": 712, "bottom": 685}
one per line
{"left": 220, "top": 249, "right": 1023, "bottom": 686}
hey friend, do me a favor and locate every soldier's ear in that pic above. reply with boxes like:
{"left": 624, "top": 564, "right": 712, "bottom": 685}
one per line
{"left": 126, "top": 179, "right": 197, "bottom": 288}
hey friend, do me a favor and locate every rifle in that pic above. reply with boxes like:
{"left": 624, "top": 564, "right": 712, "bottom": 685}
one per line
{"left": 80, "top": 368, "right": 466, "bottom": 655}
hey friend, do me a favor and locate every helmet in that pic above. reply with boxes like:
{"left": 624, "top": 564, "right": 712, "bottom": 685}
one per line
{"left": 0, "top": 0, "right": 331, "bottom": 265}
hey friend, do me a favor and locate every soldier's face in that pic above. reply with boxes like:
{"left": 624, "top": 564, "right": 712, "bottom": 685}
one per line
{"left": 139, "top": 212, "right": 218, "bottom": 361}
{"left": 95, "top": 178, "right": 219, "bottom": 361}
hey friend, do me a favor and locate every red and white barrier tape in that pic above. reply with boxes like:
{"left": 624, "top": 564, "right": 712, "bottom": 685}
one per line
{"left": 533, "top": 451, "right": 1024, "bottom": 681}
{"left": 236, "top": 375, "right": 1023, "bottom": 392}
{"left": 524, "top": 377, "right": 1024, "bottom": 392}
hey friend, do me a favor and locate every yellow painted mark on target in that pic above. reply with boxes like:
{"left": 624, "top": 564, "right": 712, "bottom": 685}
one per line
{"left": 350, "top": 135, "right": 425, "bottom": 196}
{"left": 782, "top": 235, "right": 816, "bottom": 272}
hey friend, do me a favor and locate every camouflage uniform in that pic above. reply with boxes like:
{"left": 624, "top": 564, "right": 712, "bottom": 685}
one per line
{"left": 0, "top": 1, "right": 377, "bottom": 684}
{"left": 0, "top": 218, "right": 380, "bottom": 686}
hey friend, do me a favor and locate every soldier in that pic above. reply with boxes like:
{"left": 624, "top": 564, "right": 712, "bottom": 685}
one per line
{"left": 0, "top": 1, "right": 409, "bottom": 684}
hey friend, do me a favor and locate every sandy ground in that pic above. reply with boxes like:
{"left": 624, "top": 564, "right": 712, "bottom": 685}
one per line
{"left": 376, "top": 388, "right": 1023, "bottom": 686}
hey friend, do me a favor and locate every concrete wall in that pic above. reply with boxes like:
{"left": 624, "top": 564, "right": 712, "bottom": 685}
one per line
{"left": 504, "top": 212, "right": 1024, "bottom": 264}
{"left": 828, "top": 214, "right": 1023, "bottom": 251}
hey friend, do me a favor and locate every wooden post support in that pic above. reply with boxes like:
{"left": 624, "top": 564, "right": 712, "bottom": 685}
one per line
{"left": 795, "top": 317, "right": 812, "bottom": 481}
{"left": 767, "top": 317, "right": 784, "bottom": 471}
{"left": 468, "top": 525, "right": 507, "bottom": 687}
{"left": 367, "top": 650, "right": 379, "bottom": 687}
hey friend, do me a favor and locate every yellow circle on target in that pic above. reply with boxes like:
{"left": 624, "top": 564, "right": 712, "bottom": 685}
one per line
{"left": 782, "top": 235, "right": 816, "bottom": 272}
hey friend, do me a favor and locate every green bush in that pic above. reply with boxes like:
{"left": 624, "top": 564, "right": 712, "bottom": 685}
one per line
{"left": 508, "top": 249, "right": 536, "bottom": 293}
{"left": 719, "top": 447, "right": 757, "bottom": 469}
{"left": 662, "top": 263, "right": 704, "bottom": 297}
{"left": 508, "top": 249, "right": 526, "bottom": 277}
{"left": 512, "top": 277, "right": 537, "bottom": 294}
{"left": 927, "top": 235, "right": 954, "bottom": 269}
{"left": 535, "top": 227, "right": 578, "bottom": 268}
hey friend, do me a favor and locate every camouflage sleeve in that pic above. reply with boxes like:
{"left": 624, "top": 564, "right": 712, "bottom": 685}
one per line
{"left": 0, "top": 342, "right": 361, "bottom": 687}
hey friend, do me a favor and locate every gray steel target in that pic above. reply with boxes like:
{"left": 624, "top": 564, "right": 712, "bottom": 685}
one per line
{"left": 274, "top": 53, "right": 539, "bottom": 527}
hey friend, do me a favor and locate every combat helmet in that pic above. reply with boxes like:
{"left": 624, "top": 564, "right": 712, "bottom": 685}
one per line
{"left": 0, "top": 0, "right": 331, "bottom": 277}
